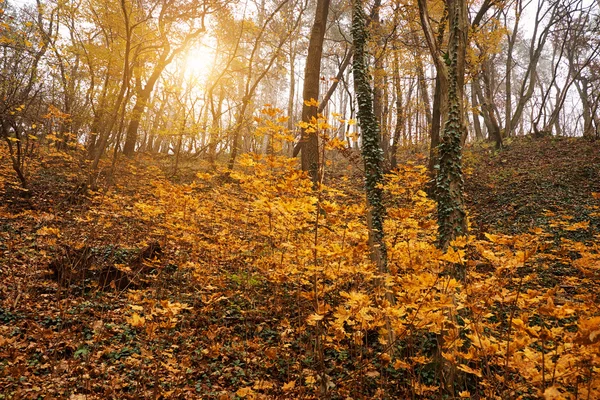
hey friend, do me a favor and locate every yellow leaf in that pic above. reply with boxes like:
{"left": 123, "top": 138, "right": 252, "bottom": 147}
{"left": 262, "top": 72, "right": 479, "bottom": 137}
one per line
{"left": 253, "top": 380, "right": 273, "bottom": 390}
{"left": 282, "top": 381, "right": 295, "bottom": 391}
{"left": 414, "top": 382, "right": 439, "bottom": 395}
{"left": 456, "top": 364, "right": 482, "bottom": 378}
{"left": 303, "top": 98, "right": 319, "bottom": 107}
{"left": 305, "top": 375, "right": 316, "bottom": 386}
{"left": 393, "top": 359, "right": 410, "bottom": 369}
{"left": 127, "top": 312, "right": 145, "bottom": 327}
{"left": 236, "top": 387, "right": 254, "bottom": 398}
{"left": 484, "top": 233, "right": 500, "bottom": 243}
{"left": 36, "top": 227, "right": 60, "bottom": 236}
{"left": 565, "top": 221, "right": 589, "bottom": 231}
{"left": 439, "top": 247, "right": 465, "bottom": 264}
{"left": 575, "top": 316, "right": 600, "bottom": 345}
{"left": 459, "top": 391, "right": 471, "bottom": 398}
{"left": 196, "top": 172, "right": 212, "bottom": 180}
{"left": 306, "top": 313, "right": 324, "bottom": 326}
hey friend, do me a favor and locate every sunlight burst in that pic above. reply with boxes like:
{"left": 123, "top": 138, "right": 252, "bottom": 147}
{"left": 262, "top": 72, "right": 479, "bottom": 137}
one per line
{"left": 184, "top": 44, "right": 215, "bottom": 79}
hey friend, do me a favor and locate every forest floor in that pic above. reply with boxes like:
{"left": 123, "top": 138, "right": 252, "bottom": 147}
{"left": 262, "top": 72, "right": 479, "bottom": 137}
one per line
{"left": 464, "top": 136, "right": 600, "bottom": 236}
{"left": 1, "top": 136, "right": 599, "bottom": 399}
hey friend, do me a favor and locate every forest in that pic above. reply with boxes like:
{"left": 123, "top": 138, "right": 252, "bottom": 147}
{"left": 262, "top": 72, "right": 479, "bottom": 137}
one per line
{"left": 1, "top": 0, "right": 600, "bottom": 398}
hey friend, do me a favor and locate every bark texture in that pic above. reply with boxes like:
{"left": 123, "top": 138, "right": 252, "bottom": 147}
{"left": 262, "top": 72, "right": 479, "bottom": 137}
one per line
{"left": 351, "top": 0, "right": 387, "bottom": 272}
{"left": 299, "top": 0, "right": 330, "bottom": 183}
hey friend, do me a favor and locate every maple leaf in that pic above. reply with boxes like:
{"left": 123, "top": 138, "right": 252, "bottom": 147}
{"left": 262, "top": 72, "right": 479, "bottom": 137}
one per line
{"left": 126, "top": 312, "right": 146, "bottom": 328}
{"left": 439, "top": 247, "right": 465, "bottom": 264}
{"left": 303, "top": 98, "right": 319, "bottom": 107}
{"left": 306, "top": 313, "right": 324, "bottom": 326}
{"left": 282, "top": 380, "right": 295, "bottom": 391}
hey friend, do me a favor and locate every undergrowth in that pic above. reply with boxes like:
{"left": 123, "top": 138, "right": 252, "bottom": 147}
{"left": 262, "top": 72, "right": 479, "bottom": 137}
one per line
{"left": 0, "top": 142, "right": 599, "bottom": 399}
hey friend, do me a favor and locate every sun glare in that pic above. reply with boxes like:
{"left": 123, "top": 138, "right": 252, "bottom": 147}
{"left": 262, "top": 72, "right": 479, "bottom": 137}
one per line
{"left": 184, "top": 44, "right": 215, "bottom": 80}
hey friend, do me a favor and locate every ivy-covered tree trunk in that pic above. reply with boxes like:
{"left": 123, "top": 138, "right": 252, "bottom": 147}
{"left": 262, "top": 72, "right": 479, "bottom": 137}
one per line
{"left": 436, "top": 0, "right": 468, "bottom": 250}
{"left": 351, "top": 0, "right": 387, "bottom": 273}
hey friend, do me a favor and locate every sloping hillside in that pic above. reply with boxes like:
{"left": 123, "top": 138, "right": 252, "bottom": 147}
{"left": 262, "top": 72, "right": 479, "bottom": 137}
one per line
{"left": 465, "top": 137, "right": 600, "bottom": 237}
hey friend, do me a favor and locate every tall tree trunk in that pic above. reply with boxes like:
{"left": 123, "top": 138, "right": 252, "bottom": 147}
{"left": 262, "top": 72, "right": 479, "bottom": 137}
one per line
{"left": 509, "top": 1, "right": 561, "bottom": 133}
{"left": 122, "top": 87, "right": 152, "bottom": 156}
{"left": 287, "top": 44, "right": 296, "bottom": 155}
{"left": 474, "top": 67, "right": 502, "bottom": 148}
{"left": 427, "top": 75, "right": 444, "bottom": 178}
{"left": 300, "top": 0, "right": 330, "bottom": 183}
{"left": 436, "top": 0, "right": 468, "bottom": 251}
{"left": 351, "top": 0, "right": 387, "bottom": 273}
{"left": 89, "top": 0, "right": 133, "bottom": 189}
{"left": 504, "top": 0, "right": 521, "bottom": 137}
{"left": 122, "top": 55, "right": 171, "bottom": 157}
{"left": 471, "top": 80, "right": 484, "bottom": 140}
{"left": 228, "top": 0, "right": 300, "bottom": 170}
{"left": 390, "top": 53, "right": 403, "bottom": 169}
{"left": 418, "top": 0, "right": 449, "bottom": 179}
{"left": 371, "top": 0, "right": 388, "bottom": 162}
{"left": 417, "top": 58, "right": 433, "bottom": 130}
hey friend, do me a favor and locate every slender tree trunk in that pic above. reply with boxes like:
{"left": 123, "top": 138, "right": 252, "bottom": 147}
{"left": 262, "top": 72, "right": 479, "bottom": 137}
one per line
{"left": 427, "top": 75, "right": 443, "bottom": 176}
{"left": 300, "top": 0, "right": 330, "bottom": 183}
{"left": 287, "top": 45, "right": 296, "bottom": 155}
{"left": 471, "top": 80, "right": 484, "bottom": 140}
{"left": 417, "top": 58, "right": 433, "bottom": 130}
{"left": 228, "top": 0, "right": 300, "bottom": 170}
{"left": 390, "top": 53, "right": 403, "bottom": 169}
{"left": 474, "top": 68, "right": 502, "bottom": 148}
{"left": 122, "top": 88, "right": 151, "bottom": 156}
{"left": 89, "top": 0, "right": 134, "bottom": 188}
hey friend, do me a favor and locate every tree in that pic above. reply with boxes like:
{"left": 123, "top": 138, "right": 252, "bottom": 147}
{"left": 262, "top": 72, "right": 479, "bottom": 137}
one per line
{"left": 506, "top": 0, "right": 566, "bottom": 136}
{"left": 418, "top": 0, "right": 468, "bottom": 249}
{"left": 436, "top": 0, "right": 468, "bottom": 250}
{"left": 121, "top": 0, "right": 212, "bottom": 157}
{"left": 298, "top": 0, "right": 330, "bottom": 183}
{"left": 227, "top": 0, "right": 304, "bottom": 170}
{"left": 351, "top": 0, "right": 387, "bottom": 273}
{"left": 87, "top": 0, "right": 138, "bottom": 188}
{"left": 0, "top": 0, "right": 54, "bottom": 189}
